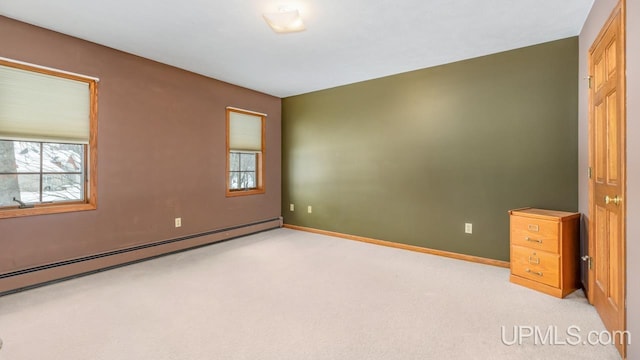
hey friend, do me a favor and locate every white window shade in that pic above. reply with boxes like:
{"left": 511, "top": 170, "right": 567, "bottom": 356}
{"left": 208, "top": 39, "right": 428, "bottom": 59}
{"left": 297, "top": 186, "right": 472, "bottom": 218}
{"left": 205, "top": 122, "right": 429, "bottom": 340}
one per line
{"left": 0, "top": 64, "right": 90, "bottom": 144}
{"left": 229, "top": 111, "right": 263, "bottom": 152}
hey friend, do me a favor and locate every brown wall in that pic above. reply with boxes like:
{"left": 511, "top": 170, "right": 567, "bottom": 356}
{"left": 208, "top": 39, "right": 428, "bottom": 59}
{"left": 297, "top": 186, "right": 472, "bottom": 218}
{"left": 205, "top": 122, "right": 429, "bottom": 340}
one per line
{"left": 0, "top": 16, "right": 281, "bottom": 291}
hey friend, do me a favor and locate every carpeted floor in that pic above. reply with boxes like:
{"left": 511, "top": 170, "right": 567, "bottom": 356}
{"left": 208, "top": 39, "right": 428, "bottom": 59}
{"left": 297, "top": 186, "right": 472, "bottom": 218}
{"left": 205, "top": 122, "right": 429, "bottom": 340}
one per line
{"left": 0, "top": 228, "right": 622, "bottom": 359}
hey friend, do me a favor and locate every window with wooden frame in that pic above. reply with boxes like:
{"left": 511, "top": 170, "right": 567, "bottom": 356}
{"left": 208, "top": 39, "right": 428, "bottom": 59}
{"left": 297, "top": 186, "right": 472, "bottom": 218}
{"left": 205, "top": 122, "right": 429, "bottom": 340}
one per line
{"left": 226, "top": 107, "right": 265, "bottom": 196}
{"left": 0, "top": 58, "right": 98, "bottom": 218}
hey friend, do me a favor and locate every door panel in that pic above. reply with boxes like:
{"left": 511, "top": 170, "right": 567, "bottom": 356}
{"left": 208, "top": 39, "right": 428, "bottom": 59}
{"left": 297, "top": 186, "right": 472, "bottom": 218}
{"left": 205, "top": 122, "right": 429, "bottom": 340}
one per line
{"left": 608, "top": 211, "right": 620, "bottom": 309}
{"left": 606, "top": 40, "right": 617, "bottom": 75}
{"left": 594, "top": 103, "right": 605, "bottom": 181}
{"left": 606, "top": 93, "right": 618, "bottom": 183}
{"left": 594, "top": 205, "right": 607, "bottom": 289}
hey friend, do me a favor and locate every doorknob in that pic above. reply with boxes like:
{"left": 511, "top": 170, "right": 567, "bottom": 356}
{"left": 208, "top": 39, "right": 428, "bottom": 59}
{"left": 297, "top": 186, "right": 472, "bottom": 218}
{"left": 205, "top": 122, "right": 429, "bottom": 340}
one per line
{"left": 605, "top": 195, "right": 622, "bottom": 205}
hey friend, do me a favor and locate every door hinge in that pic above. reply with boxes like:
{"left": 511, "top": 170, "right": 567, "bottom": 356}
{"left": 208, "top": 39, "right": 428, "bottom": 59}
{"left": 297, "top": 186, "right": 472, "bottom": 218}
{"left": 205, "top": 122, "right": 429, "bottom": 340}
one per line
{"left": 587, "top": 75, "right": 593, "bottom": 89}
{"left": 588, "top": 167, "right": 593, "bottom": 179}
{"left": 581, "top": 255, "right": 593, "bottom": 270}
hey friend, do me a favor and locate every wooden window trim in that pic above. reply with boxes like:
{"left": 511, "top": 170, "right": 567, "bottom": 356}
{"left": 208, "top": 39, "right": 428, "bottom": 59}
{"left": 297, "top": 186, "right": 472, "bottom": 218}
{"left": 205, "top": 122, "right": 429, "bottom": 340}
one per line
{"left": 225, "top": 108, "right": 265, "bottom": 197}
{"left": 0, "top": 60, "right": 98, "bottom": 219}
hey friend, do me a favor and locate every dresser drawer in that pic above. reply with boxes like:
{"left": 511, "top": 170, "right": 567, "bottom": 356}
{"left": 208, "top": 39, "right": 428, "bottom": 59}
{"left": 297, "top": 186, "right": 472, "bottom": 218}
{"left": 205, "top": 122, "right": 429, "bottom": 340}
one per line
{"left": 511, "top": 245, "right": 560, "bottom": 288}
{"left": 511, "top": 216, "right": 559, "bottom": 253}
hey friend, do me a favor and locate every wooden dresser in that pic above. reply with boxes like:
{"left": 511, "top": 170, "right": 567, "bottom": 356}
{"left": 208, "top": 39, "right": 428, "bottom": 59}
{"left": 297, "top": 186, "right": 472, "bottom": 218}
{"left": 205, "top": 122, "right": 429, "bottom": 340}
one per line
{"left": 509, "top": 208, "right": 580, "bottom": 298}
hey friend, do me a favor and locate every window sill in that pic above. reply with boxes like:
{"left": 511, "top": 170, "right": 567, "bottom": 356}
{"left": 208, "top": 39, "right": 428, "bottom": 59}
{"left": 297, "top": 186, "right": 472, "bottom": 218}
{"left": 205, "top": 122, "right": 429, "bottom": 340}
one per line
{"left": 226, "top": 189, "right": 265, "bottom": 197}
{"left": 0, "top": 202, "right": 96, "bottom": 219}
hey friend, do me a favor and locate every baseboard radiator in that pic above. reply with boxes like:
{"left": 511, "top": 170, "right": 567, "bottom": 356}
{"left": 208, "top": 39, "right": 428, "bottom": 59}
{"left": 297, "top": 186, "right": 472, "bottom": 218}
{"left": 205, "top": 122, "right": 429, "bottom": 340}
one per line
{"left": 0, "top": 217, "right": 282, "bottom": 296}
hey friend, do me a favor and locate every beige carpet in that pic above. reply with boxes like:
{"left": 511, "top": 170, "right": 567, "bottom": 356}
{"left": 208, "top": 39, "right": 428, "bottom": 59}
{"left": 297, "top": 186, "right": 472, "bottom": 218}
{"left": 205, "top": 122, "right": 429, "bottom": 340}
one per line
{"left": 0, "top": 228, "right": 621, "bottom": 359}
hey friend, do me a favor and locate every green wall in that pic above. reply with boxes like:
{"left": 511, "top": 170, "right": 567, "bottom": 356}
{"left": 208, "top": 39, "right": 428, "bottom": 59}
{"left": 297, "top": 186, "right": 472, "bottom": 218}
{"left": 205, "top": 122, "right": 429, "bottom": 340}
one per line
{"left": 281, "top": 37, "right": 578, "bottom": 261}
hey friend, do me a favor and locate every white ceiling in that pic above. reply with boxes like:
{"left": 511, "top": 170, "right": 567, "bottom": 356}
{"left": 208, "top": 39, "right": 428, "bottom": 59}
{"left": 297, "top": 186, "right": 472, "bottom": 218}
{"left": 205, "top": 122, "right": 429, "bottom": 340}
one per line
{"left": 0, "top": 0, "right": 594, "bottom": 98}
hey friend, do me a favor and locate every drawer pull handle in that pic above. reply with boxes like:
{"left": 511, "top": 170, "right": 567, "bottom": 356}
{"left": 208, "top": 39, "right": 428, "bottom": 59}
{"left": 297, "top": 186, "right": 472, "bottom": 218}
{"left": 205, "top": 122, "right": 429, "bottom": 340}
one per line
{"left": 525, "top": 237, "right": 543, "bottom": 244}
{"left": 525, "top": 268, "right": 543, "bottom": 277}
{"left": 528, "top": 256, "right": 540, "bottom": 265}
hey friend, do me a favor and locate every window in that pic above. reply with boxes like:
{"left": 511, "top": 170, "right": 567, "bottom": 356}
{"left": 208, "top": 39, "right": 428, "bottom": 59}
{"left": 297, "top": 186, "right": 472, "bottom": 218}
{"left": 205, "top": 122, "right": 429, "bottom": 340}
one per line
{"left": 226, "top": 107, "right": 265, "bottom": 196}
{"left": 0, "top": 59, "right": 98, "bottom": 218}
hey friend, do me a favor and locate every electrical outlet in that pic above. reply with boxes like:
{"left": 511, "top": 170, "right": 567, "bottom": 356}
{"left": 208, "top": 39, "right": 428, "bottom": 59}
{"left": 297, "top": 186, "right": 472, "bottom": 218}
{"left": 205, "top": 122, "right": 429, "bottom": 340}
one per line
{"left": 465, "top": 223, "right": 472, "bottom": 234}
{"left": 175, "top": 217, "right": 182, "bottom": 228}
{"left": 290, "top": 203, "right": 295, "bottom": 211}
{"left": 307, "top": 206, "right": 312, "bottom": 214}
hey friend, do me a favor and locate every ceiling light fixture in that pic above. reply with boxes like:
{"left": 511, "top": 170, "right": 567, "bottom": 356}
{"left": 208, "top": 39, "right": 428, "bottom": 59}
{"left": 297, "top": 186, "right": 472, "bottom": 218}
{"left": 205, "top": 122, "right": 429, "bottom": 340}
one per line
{"left": 263, "top": 7, "right": 305, "bottom": 33}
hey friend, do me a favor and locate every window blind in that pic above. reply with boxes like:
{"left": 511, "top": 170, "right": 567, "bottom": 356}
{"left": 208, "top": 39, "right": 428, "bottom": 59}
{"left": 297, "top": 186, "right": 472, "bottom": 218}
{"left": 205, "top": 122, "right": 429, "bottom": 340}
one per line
{"left": 0, "top": 64, "right": 90, "bottom": 144}
{"left": 229, "top": 111, "right": 263, "bottom": 152}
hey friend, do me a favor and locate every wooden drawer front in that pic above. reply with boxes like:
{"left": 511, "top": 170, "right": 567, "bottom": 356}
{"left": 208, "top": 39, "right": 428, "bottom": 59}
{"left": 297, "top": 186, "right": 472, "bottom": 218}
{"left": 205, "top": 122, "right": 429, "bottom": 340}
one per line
{"left": 511, "top": 216, "right": 559, "bottom": 253}
{"left": 511, "top": 245, "right": 560, "bottom": 288}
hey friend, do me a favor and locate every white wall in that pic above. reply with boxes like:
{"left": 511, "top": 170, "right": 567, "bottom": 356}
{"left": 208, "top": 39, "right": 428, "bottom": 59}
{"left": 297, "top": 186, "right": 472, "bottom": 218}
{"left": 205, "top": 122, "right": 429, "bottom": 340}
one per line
{"left": 579, "top": 0, "right": 639, "bottom": 358}
{"left": 625, "top": 0, "right": 639, "bottom": 358}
